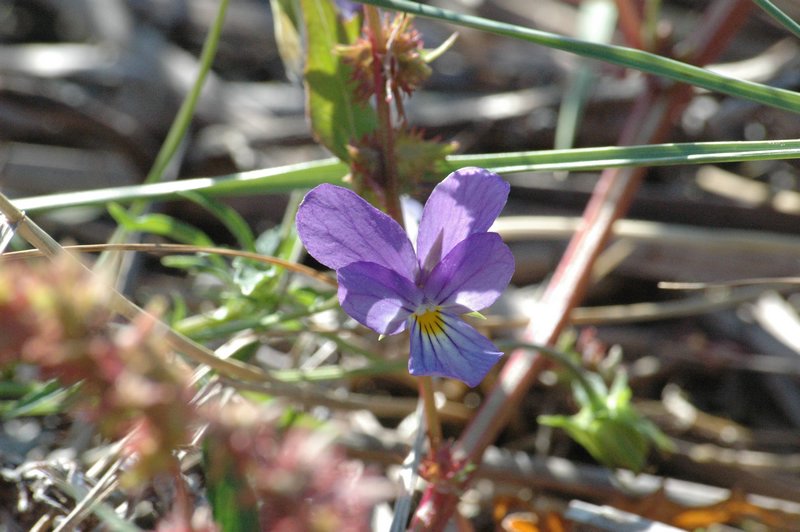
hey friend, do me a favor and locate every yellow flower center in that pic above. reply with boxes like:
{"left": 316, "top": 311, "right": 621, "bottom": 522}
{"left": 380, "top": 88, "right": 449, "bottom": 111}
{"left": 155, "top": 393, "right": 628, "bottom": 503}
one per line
{"left": 415, "top": 307, "right": 445, "bottom": 336}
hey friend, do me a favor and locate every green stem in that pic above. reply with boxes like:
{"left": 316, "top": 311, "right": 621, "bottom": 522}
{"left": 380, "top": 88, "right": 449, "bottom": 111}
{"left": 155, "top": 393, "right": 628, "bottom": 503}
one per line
{"left": 498, "top": 341, "right": 605, "bottom": 411}
{"left": 419, "top": 376, "right": 443, "bottom": 452}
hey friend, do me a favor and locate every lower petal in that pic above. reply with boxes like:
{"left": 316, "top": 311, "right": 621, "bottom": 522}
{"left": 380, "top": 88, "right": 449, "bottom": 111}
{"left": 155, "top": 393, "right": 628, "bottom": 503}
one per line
{"left": 408, "top": 310, "right": 503, "bottom": 387}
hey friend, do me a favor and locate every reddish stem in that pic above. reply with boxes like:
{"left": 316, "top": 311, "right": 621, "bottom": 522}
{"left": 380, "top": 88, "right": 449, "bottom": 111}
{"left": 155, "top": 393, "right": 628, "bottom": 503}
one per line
{"left": 675, "top": 0, "right": 753, "bottom": 65}
{"left": 614, "top": 0, "right": 644, "bottom": 49}
{"left": 364, "top": 7, "right": 404, "bottom": 225}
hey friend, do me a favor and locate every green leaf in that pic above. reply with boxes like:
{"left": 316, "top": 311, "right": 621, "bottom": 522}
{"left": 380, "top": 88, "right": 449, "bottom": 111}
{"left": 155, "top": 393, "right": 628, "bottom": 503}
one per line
{"left": 109, "top": 203, "right": 230, "bottom": 273}
{"left": 97, "top": 0, "right": 230, "bottom": 272}
{"left": 441, "top": 140, "right": 800, "bottom": 174}
{"left": 539, "top": 368, "right": 673, "bottom": 472}
{"left": 273, "top": 190, "right": 305, "bottom": 263}
{"left": 143, "top": 0, "right": 230, "bottom": 187}
{"left": 13, "top": 158, "right": 345, "bottom": 213}
{"left": 231, "top": 227, "right": 282, "bottom": 299}
{"left": 166, "top": 290, "right": 189, "bottom": 325}
{"left": 204, "top": 439, "right": 261, "bottom": 532}
{"left": 160, "top": 254, "right": 218, "bottom": 273}
{"left": 271, "top": 0, "right": 304, "bottom": 81}
{"left": 232, "top": 259, "right": 278, "bottom": 298}
{"left": 1, "top": 380, "right": 72, "bottom": 418}
{"left": 107, "top": 203, "right": 216, "bottom": 248}
{"left": 273, "top": 359, "right": 405, "bottom": 382}
{"left": 231, "top": 192, "right": 305, "bottom": 302}
{"left": 179, "top": 191, "right": 256, "bottom": 252}
{"left": 301, "top": 0, "right": 378, "bottom": 160}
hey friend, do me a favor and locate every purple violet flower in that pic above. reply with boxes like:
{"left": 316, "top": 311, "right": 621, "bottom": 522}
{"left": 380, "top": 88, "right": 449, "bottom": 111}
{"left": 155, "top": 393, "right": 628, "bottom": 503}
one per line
{"left": 296, "top": 167, "right": 515, "bottom": 387}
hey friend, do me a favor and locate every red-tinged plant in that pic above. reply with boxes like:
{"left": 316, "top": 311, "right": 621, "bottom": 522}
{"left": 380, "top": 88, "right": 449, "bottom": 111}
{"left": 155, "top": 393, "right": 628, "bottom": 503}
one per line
{"left": 0, "top": 256, "right": 196, "bottom": 487}
{"left": 339, "top": 12, "right": 431, "bottom": 103}
{"left": 203, "top": 401, "right": 393, "bottom": 532}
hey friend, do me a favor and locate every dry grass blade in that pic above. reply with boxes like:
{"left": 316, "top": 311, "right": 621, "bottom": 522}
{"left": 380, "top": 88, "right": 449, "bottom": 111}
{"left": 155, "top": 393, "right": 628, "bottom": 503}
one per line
{"left": 0, "top": 193, "right": 274, "bottom": 383}
{"left": 1, "top": 242, "right": 337, "bottom": 287}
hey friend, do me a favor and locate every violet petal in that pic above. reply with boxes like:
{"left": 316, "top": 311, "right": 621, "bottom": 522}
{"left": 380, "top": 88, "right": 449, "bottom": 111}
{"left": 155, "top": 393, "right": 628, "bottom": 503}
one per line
{"left": 423, "top": 232, "right": 514, "bottom": 313}
{"left": 408, "top": 309, "right": 503, "bottom": 387}
{"left": 296, "top": 184, "right": 417, "bottom": 279}
{"left": 338, "top": 261, "right": 422, "bottom": 335}
{"left": 416, "top": 167, "right": 509, "bottom": 275}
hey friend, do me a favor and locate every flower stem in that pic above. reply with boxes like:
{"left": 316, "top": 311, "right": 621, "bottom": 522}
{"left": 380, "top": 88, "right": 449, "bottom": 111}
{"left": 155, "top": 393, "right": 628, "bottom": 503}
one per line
{"left": 364, "top": 6, "right": 404, "bottom": 225}
{"left": 418, "top": 376, "right": 442, "bottom": 451}
{"left": 364, "top": 7, "right": 439, "bottom": 450}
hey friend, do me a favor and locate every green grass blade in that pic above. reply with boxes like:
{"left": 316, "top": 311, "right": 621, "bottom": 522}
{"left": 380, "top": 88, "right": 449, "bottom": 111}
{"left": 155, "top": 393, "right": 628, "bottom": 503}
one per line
{"left": 15, "top": 158, "right": 347, "bottom": 212}
{"left": 98, "top": 0, "right": 230, "bottom": 273}
{"left": 359, "top": 0, "right": 800, "bottom": 114}
{"left": 441, "top": 139, "right": 800, "bottom": 173}
{"left": 144, "top": 0, "right": 231, "bottom": 186}
{"left": 204, "top": 439, "right": 261, "bottom": 532}
{"left": 554, "top": 0, "right": 617, "bottom": 150}
{"left": 272, "top": 359, "right": 406, "bottom": 382}
{"left": 0, "top": 381, "right": 72, "bottom": 418}
{"left": 0, "top": 215, "right": 16, "bottom": 253}
{"left": 753, "top": 0, "right": 800, "bottom": 40}
{"left": 14, "top": 140, "right": 800, "bottom": 212}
